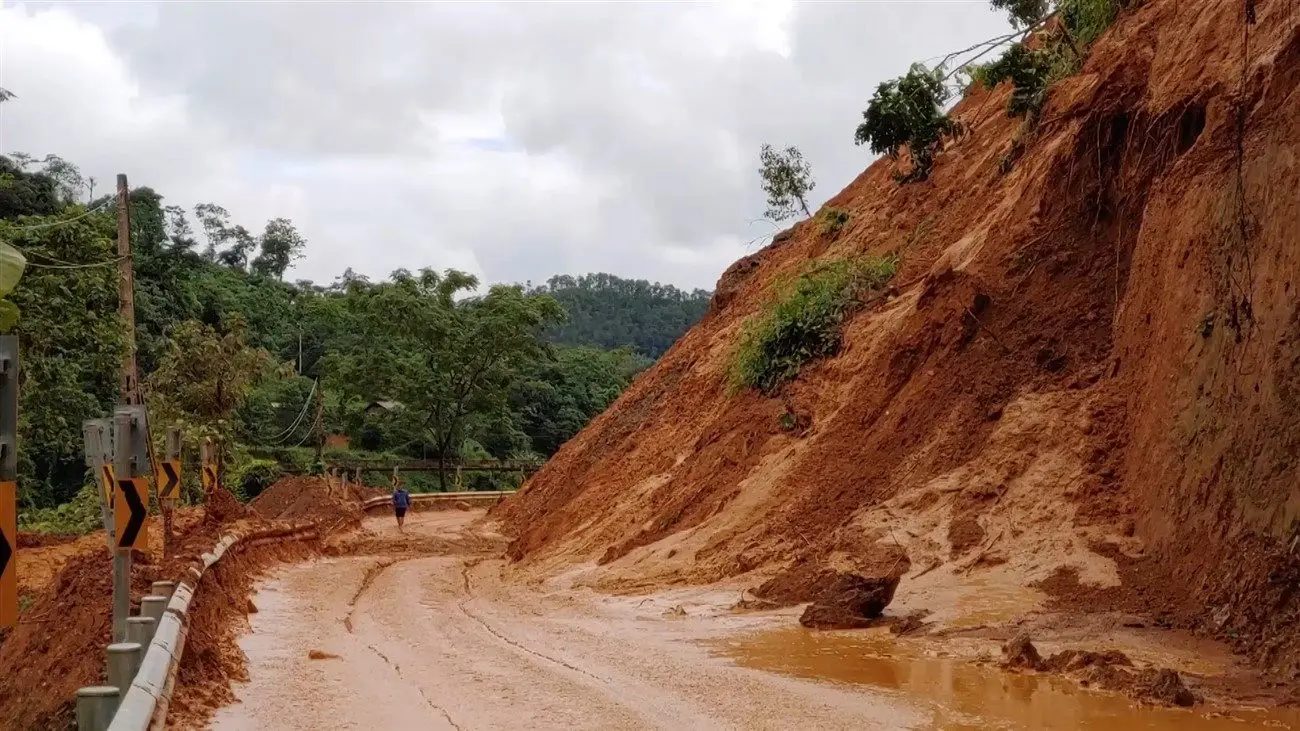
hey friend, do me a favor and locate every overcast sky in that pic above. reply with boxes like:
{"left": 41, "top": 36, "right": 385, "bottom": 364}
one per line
{"left": 0, "top": 0, "right": 1008, "bottom": 291}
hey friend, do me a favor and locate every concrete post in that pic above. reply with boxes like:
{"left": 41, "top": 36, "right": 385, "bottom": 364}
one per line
{"left": 106, "top": 642, "right": 142, "bottom": 698}
{"left": 76, "top": 686, "right": 120, "bottom": 731}
{"left": 126, "top": 616, "right": 156, "bottom": 648}
{"left": 150, "top": 581, "right": 176, "bottom": 601}
{"left": 140, "top": 594, "right": 167, "bottom": 626}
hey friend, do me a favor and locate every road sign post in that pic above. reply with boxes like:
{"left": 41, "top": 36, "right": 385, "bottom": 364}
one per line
{"left": 111, "top": 405, "right": 150, "bottom": 642}
{"left": 160, "top": 427, "right": 181, "bottom": 558}
{"left": 0, "top": 335, "right": 19, "bottom": 629}
{"left": 199, "top": 437, "right": 219, "bottom": 503}
{"left": 83, "top": 420, "right": 115, "bottom": 551}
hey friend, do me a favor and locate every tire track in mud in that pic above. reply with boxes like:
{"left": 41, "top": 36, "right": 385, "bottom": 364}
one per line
{"left": 344, "top": 557, "right": 409, "bottom": 633}
{"left": 365, "top": 643, "right": 463, "bottom": 731}
{"left": 456, "top": 560, "right": 606, "bottom": 684}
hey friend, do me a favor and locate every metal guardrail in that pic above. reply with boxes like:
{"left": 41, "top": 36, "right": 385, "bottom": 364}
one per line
{"left": 99, "top": 522, "right": 319, "bottom": 731}
{"left": 361, "top": 490, "right": 515, "bottom": 512}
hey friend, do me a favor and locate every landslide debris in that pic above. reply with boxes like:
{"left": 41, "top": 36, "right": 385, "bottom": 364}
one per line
{"left": 251, "top": 475, "right": 364, "bottom": 530}
{"left": 999, "top": 633, "right": 1196, "bottom": 707}
{"left": 493, "top": 0, "right": 1300, "bottom": 683}
{"left": 798, "top": 573, "right": 900, "bottom": 630}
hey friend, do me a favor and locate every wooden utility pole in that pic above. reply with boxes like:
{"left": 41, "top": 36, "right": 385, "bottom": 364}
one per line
{"left": 116, "top": 174, "right": 139, "bottom": 407}
{"left": 112, "top": 174, "right": 135, "bottom": 642}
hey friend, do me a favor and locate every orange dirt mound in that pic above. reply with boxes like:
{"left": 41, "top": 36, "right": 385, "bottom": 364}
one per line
{"left": 250, "top": 475, "right": 363, "bottom": 531}
{"left": 495, "top": 0, "right": 1300, "bottom": 680}
{"left": 0, "top": 510, "right": 233, "bottom": 730}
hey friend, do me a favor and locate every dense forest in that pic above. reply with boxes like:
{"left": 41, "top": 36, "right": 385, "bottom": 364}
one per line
{"left": 529, "top": 274, "right": 710, "bottom": 358}
{"left": 0, "top": 153, "right": 710, "bottom": 526}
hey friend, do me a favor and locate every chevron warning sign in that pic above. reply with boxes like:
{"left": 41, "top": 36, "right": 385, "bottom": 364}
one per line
{"left": 114, "top": 476, "right": 149, "bottom": 550}
{"left": 157, "top": 459, "right": 181, "bottom": 501}
{"left": 1, "top": 480, "right": 16, "bottom": 628}
{"left": 100, "top": 463, "right": 115, "bottom": 508}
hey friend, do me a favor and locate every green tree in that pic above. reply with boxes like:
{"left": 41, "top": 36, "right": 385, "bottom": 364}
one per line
{"left": 146, "top": 315, "right": 280, "bottom": 448}
{"left": 510, "top": 346, "right": 643, "bottom": 455}
{"left": 855, "top": 64, "right": 958, "bottom": 183}
{"left": 526, "top": 273, "right": 710, "bottom": 357}
{"left": 329, "top": 269, "right": 565, "bottom": 489}
{"left": 250, "top": 217, "right": 306, "bottom": 279}
{"left": 0, "top": 206, "right": 124, "bottom": 506}
{"left": 758, "top": 144, "right": 815, "bottom": 221}
{"left": 991, "top": 0, "right": 1050, "bottom": 28}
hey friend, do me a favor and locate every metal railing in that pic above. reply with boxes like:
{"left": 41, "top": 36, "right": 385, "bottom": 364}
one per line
{"left": 75, "top": 522, "right": 319, "bottom": 731}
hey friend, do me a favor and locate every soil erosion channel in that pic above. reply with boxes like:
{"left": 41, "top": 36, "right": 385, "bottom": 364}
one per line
{"left": 212, "top": 511, "right": 1295, "bottom": 730}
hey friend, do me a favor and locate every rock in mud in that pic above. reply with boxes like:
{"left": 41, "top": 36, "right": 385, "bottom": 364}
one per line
{"left": 1001, "top": 632, "right": 1046, "bottom": 671}
{"left": 890, "top": 611, "right": 932, "bottom": 636}
{"left": 1136, "top": 668, "right": 1196, "bottom": 707}
{"left": 798, "top": 573, "right": 900, "bottom": 630}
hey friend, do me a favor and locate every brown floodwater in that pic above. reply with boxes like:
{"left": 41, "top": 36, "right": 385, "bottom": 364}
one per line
{"left": 715, "top": 627, "right": 1300, "bottom": 730}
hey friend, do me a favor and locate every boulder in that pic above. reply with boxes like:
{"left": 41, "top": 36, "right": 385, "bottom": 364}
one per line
{"left": 798, "top": 573, "right": 900, "bottom": 630}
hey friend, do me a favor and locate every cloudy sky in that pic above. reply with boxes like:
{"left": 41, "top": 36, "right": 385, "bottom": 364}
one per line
{"left": 0, "top": 0, "right": 1008, "bottom": 291}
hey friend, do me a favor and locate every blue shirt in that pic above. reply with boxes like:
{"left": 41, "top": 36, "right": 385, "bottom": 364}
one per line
{"left": 392, "top": 489, "right": 411, "bottom": 509}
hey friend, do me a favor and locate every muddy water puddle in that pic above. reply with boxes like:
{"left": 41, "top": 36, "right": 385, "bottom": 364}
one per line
{"left": 715, "top": 627, "right": 1299, "bottom": 730}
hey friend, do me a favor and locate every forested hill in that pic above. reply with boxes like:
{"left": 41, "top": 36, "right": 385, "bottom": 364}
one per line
{"left": 0, "top": 150, "right": 708, "bottom": 520}
{"left": 528, "top": 274, "right": 711, "bottom": 358}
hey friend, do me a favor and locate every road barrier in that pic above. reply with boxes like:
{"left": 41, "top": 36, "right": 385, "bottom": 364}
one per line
{"left": 85, "top": 521, "right": 319, "bottom": 731}
{"left": 361, "top": 490, "right": 515, "bottom": 513}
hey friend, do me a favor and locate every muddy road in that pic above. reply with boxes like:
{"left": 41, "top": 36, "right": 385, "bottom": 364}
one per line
{"left": 211, "top": 511, "right": 919, "bottom": 730}
{"left": 210, "top": 512, "right": 1300, "bottom": 731}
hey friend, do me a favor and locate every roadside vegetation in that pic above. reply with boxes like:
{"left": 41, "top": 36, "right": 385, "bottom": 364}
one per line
{"left": 729, "top": 255, "right": 898, "bottom": 395}
{"left": 856, "top": 0, "right": 1130, "bottom": 181}
{"left": 0, "top": 151, "right": 708, "bottom": 532}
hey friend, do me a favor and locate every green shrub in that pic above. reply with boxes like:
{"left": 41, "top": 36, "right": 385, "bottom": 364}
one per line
{"left": 1062, "top": 0, "right": 1126, "bottom": 47}
{"left": 18, "top": 481, "right": 102, "bottom": 534}
{"left": 855, "top": 64, "right": 960, "bottom": 183}
{"left": 225, "top": 457, "right": 282, "bottom": 502}
{"left": 729, "top": 255, "right": 898, "bottom": 395}
{"left": 817, "top": 207, "right": 850, "bottom": 237}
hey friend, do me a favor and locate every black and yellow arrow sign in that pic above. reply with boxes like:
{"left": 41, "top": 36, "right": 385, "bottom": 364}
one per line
{"left": 156, "top": 460, "right": 181, "bottom": 501}
{"left": 100, "top": 464, "right": 116, "bottom": 509}
{"left": 113, "top": 476, "right": 149, "bottom": 550}
{"left": 201, "top": 462, "right": 217, "bottom": 493}
{"left": 1, "top": 480, "right": 16, "bottom": 628}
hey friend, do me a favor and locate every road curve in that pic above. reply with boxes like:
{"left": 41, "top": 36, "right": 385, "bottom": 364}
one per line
{"left": 210, "top": 512, "right": 925, "bottom": 731}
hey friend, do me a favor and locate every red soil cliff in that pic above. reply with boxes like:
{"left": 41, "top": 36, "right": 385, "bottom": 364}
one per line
{"left": 496, "top": 0, "right": 1300, "bottom": 677}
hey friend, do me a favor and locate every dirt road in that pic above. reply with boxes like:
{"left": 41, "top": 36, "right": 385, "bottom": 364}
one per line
{"left": 209, "top": 511, "right": 1300, "bottom": 731}
{"left": 211, "top": 511, "right": 923, "bottom": 730}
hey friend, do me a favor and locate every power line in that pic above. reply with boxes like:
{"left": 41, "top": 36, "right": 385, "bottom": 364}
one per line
{"left": 4, "top": 198, "right": 114, "bottom": 233}
{"left": 262, "top": 377, "right": 315, "bottom": 442}
{"left": 23, "top": 256, "right": 126, "bottom": 271}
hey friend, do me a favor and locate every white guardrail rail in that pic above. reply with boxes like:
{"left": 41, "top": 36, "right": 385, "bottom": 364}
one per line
{"left": 104, "top": 522, "right": 319, "bottom": 731}
{"left": 360, "top": 490, "right": 514, "bottom": 512}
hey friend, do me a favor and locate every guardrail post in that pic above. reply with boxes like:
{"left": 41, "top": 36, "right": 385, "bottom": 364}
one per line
{"left": 126, "top": 615, "right": 156, "bottom": 648}
{"left": 149, "top": 581, "right": 175, "bottom": 601}
{"left": 106, "top": 642, "right": 142, "bottom": 698}
{"left": 76, "top": 686, "right": 120, "bottom": 731}
{"left": 140, "top": 594, "right": 167, "bottom": 627}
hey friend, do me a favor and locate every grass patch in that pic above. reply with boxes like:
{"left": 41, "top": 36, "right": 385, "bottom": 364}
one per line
{"left": 729, "top": 255, "right": 898, "bottom": 395}
{"left": 817, "top": 207, "right": 850, "bottom": 237}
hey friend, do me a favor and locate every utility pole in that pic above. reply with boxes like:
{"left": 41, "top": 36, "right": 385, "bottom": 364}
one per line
{"left": 115, "top": 174, "right": 138, "bottom": 407}
{"left": 312, "top": 383, "right": 325, "bottom": 468}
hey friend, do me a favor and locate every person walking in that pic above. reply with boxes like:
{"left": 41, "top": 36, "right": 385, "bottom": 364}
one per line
{"left": 392, "top": 480, "right": 411, "bottom": 532}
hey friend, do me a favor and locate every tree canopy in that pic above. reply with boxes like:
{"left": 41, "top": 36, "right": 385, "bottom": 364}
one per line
{"left": 0, "top": 151, "right": 703, "bottom": 513}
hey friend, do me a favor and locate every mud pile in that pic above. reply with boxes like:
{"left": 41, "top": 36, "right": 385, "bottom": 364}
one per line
{"left": 0, "top": 512, "right": 228, "bottom": 730}
{"left": 496, "top": 0, "right": 1300, "bottom": 678}
{"left": 250, "top": 475, "right": 364, "bottom": 531}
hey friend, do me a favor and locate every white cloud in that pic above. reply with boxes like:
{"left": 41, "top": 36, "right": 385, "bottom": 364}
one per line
{"left": 0, "top": 0, "right": 1009, "bottom": 291}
